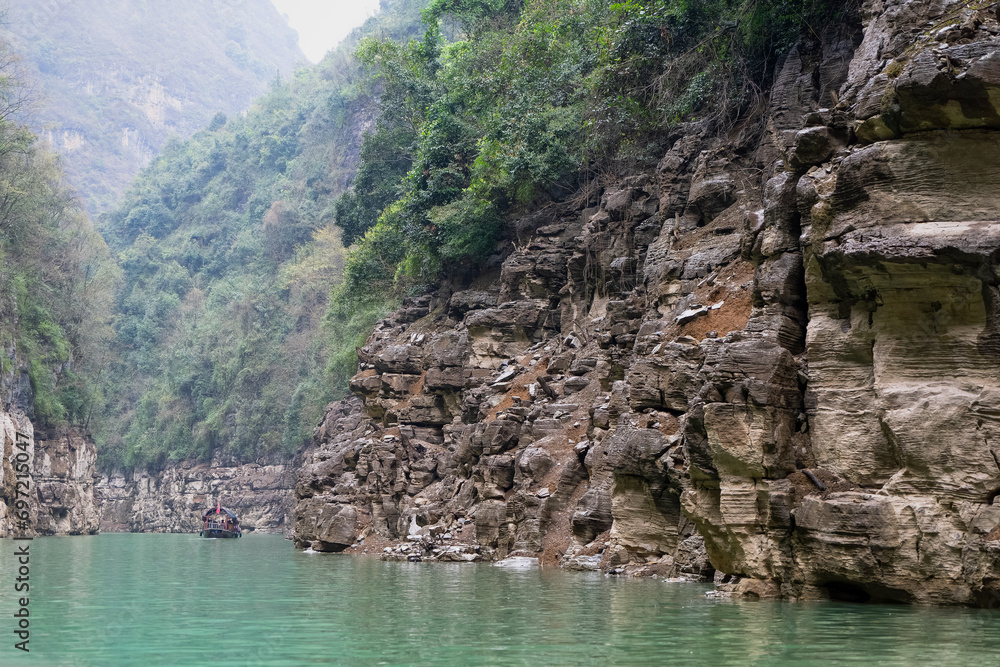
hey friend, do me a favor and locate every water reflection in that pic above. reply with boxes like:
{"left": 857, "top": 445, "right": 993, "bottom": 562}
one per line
{"left": 1, "top": 534, "right": 1000, "bottom": 666}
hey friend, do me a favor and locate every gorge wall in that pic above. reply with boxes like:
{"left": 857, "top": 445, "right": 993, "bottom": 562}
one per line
{"left": 294, "top": 0, "right": 1000, "bottom": 605}
{"left": 1, "top": 413, "right": 101, "bottom": 537}
{"left": 97, "top": 460, "right": 296, "bottom": 534}
{"left": 1, "top": 407, "right": 295, "bottom": 537}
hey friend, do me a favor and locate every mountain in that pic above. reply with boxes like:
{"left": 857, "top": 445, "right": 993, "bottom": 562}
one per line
{"left": 8, "top": 0, "right": 1000, "bottom": 610}
{"left": 2, "top": 0, "right": 305, "bottom": 215}
{"left": 94, "top": 0, "right": 429, "bottom": 468}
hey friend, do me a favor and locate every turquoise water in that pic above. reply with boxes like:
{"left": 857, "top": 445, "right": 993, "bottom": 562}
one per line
{"left": 2, "top": 534, "right": 1000, "bottom": 666}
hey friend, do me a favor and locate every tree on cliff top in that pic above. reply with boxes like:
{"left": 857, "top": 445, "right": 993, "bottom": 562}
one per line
{"left": 0, "top": 38, "right": 118, "bottom": 431}
{"left": 333, "top": 0, "right": 850, "bottom": 307}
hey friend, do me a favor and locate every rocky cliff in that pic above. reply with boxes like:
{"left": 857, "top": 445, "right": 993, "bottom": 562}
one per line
{"left": 33, "top": 430, "right": 101, "bottom": 535}
{"left": 295, "top": 0, "right": 1000, "bottom": 605}
{"left": 1, "top": 405, "right": 296, "bottom": 537}
{"left": 1, "top": 413, "right": 102, "bottom": 537}
{"left": 97, "top": 459, "right": 296, "bottom": 534}
{"left": 0, "top": 410, "right": 35, "bottom": 538}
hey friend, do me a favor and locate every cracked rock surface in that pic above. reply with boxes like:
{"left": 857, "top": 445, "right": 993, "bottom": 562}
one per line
{"left": 296, "top": 0, "right": 1000, "bottom": 605}
{"left": 1, "top": 414, "right": 102, "bottom": 537}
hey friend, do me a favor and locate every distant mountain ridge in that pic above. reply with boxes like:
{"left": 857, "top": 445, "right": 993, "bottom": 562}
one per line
{"left": 2, "top": 0, "right": 305, "bottom": 214}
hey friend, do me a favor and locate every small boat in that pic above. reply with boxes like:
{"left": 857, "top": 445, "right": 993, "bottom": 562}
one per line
{"left": 200, "top": 504, "right": 242, "bottom": 538}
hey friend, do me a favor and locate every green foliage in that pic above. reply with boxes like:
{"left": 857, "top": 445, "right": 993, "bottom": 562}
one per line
{"left": 333, "top": 124, "right": 416, "bottom": 245}
{"left": 590, "top": 0, "right": 851, "bottom": 144}
{"left": 324, "top": 288, "right": 397, "bottom": 390}
{"left": 429, "top": 196, "right": 500, "bottom": 261}
{"left": 61, "top": 0, "right": 845, "bottom": 471}
{"left": 335, "top": 0, "right": 852, "bottom": 304}
{"left": 424, "top": 0, "right": 512, "bottom": 25}
{"left": 94, "top": 0, "right": 433, "bottom": 470}
{"left": 208, "top": 112, "right": 228, "bottom": 132}
{"left": 338, "top": 0, "right": 589, "bottom": 295}
{"left": 0, "top": 100, "right": 119, "bottom": 432}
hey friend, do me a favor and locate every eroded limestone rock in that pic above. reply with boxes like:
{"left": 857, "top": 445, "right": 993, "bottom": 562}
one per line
{"left": 292, "top": 0, "right": 1000, "bottom": 605}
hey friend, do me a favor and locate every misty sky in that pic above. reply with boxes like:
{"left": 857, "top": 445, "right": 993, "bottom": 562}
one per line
{"left": 270, "top": 0, "right": 381, "bottom": 63}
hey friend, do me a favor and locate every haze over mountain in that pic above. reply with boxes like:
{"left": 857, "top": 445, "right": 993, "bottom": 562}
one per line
{"left": 2, "top": 0, "right": 305, "bottom": 214}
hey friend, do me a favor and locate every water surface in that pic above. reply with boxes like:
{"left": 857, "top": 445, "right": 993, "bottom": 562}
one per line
{"left": 2, "top": 533, "right": 1000, "bottom": 665}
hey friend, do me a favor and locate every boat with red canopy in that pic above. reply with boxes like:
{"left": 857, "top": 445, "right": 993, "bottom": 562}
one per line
{"left": 200, "top": 502, "right": 242, "bottom": 538}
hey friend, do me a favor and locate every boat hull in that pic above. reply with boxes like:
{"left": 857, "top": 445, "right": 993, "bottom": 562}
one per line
{"left": 200, "top": 528, "right": 241, "bottom": 538}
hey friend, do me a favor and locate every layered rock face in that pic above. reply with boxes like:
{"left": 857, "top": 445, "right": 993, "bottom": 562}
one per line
{"left": 97, "top": 460, "right": 295, "bottom": 534}
{"left": 34, "top": 430, "right": 101, "bottom": 535}
{"left": 0, "top": 410, "right": 35, "bottom": 538}
{"left": 1, "top": 413, "right": 102, "bottom": 537}
{"left": 295, "top": 170, "right": 729, "bottom": 575}
{"left": 0, "top": 411, "right": 295, "bottom": 536}
{"left": 296, "top": 0, "right": 1000, "bottom": 604}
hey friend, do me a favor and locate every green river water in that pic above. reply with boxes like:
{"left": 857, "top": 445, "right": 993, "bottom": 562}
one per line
{"left": 2, "top": 533, "right": 1000, "bottom": 666}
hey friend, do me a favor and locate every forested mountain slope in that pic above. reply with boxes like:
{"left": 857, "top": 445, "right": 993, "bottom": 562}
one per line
{"left": 95, "top": 0, "right": 429, "bottom": 468}
{"left": 2, "top": 0, "right": 304, "bottom": 215}
{"left": 93, "top": 0, "right": 831, "bottom": 466}
{"left": 0, "top": 40, "right": 117, "bottom": 435}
